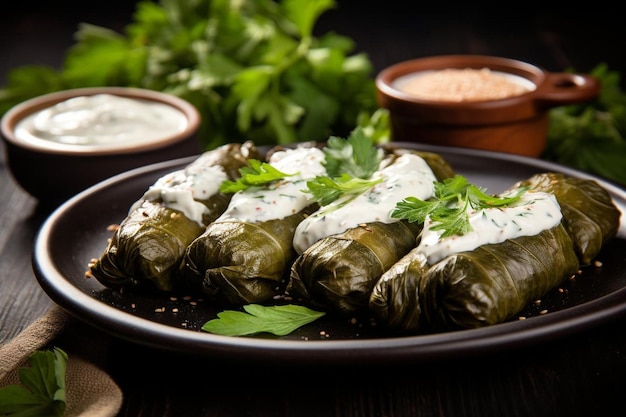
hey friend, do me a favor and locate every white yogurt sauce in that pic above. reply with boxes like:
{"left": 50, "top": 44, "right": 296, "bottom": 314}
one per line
{"left": 216, "top": 146, "right": 327, "bottom": 223}
{"left": 292, "top": 153, "right": 438, "bottom": 254}
{"left": 14, "top": 94, "right": 188, "bottom": 146}
{"left": 130, "top": 152, "right": 229, "bottom": 226}
{"left": 416, "top": 190, "right": 562, "bottom": 264}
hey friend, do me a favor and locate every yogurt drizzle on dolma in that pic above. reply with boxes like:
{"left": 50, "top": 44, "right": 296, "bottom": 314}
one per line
{"left": 293, "top": 153, "right": 438, "bottom": 254}
{"left": 418, "top": 190, "right": 563, "bottom": 264}
{"left": 216, "top": 146, "right": 326, "bottom": 223}
{"left": 130, "top": 153, "right": 230, "bottom": 226}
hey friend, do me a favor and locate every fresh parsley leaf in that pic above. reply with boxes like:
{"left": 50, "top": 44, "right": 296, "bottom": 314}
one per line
{"left": 202, "top": 304, "right": 326, "bottom": 336}
{"left": 0, "top": 347, "right": 67, "bottom": 417}
{"left": 219, "top": 159, "right": 296, "bottom": 193}
{"left": 391, "top": 175, "right": 527, "bottom": 238}
{"left": 305, "top": 173, "right": 382, "bottom": 206}
{"left": 323, "top": 126, "right": 382, "bottom": 179}
{"left": 301, "top": 126, "right": 383, "bottom": 205}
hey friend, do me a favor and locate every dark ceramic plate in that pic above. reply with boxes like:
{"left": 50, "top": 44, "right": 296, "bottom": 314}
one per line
{"left": 33, "top": 142, "right": 626, "bottom": 365}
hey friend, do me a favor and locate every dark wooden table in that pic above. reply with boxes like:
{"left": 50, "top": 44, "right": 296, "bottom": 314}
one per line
{"left": 2, "top": 3, "right": 626, "bottom": 416}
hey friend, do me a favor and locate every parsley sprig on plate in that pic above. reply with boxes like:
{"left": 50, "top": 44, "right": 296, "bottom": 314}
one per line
{"left": 392, "top": 175, "right": 527, "bottom": 238}
{"left": 202, "top": 304, "right": 325, "bottom": 336}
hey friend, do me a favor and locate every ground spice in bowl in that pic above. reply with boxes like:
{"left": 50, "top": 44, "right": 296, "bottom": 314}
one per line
{"left": 393, "top": 68, "right": 535, "bottom": 102}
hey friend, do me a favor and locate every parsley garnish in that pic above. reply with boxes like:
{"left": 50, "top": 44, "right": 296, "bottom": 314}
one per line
{"left": 304, "top": 126, "right": 383, "bottom": 205}
{"left": 202, "top": 304, "right": 325, "bottom": 337}
{"left": 219, "top": 159, "right": 295, "bottom": 193}
{"left": 323, "top": 127, "right": 382, "bottom": 178}
{"left": 305, "top": 173, "right": 382, "bottom": 206}
{"left": 0, "top": 347, "right": 67, "bottom": 417}
{"left": 391, "top": 175, "right": 527, "bottom": 238}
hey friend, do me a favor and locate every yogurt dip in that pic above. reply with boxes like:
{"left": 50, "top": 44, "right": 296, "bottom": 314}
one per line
{"left": 14, "top": 93, "right": 189, "bottom": 146}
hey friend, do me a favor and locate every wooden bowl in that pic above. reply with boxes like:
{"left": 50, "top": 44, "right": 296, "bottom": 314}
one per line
{"left": 376, "top": 55, "right": 600, "bottom": 157}
{"left": 1, "top": 87, "right": 202, "bottom": 206}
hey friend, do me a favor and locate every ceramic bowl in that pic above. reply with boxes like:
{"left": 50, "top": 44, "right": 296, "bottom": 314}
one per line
{"left": 1, "top": 86, "right": 202, "bottom": 206}
{"left": 375, "top": 55, "right": 600, "bottom": 157}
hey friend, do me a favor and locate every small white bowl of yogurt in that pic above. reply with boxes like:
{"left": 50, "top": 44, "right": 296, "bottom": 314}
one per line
{"left": 1, "top": 87, "right": 202, "bottom": 205}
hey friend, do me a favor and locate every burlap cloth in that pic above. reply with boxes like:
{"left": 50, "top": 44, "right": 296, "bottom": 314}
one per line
{"left": 0, "top": 305, "right": 123, "bottom": 416}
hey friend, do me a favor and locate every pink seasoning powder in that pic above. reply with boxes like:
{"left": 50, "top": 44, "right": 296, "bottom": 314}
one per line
{"left": 394, "top": 68, "right": 534, "bottom": 102}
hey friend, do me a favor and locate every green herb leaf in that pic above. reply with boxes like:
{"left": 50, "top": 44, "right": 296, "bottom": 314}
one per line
{"left": 392, "top": 175, "right": 527, "bottom": 238}
{"left": 202, "top": 304, "right": 326, "bottom": 336}
{"left": 305, "top": 173, "right": 382, "bottom": 206}
{"left": 323, "top": 126, "right": 382, "bottom": 179}
{"left": 301, "top": 125, "right": 383, "bottom": 205}
{"left": 545, "top": 63, "right": 626, "bottom": 185}
{"left": 0, "top": 347, "right": 68, "bottom": 416}
{"left": 219, "top": 159, "right": 296, "bottom": 193}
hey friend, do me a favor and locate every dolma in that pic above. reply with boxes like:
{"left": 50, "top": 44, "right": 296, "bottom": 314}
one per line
{"left": 370, "top": 225, "right": 579, "bottom": 333}
{"left": 181, "top": 143, "right": 326, "bottom": 306}
{"left": 288, "top": 150, "right": 455, "bottom": 316}
{"left": 512, "top": 172, "right": 621, "bottom": 264}
{"left": 89, "top": 141, "right": 259, "bottom": 292}
{"left": 369, "top": 174, "right": 618, "bottom": 334}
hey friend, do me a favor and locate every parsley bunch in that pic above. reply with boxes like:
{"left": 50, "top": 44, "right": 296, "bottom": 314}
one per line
{"left": 544, "top": 63, "right": 626, "bottom": 186}
{"left": 0, "top": 0, "right": 378, "bottom": 150}
{"left": 392, "top": 175, "right": 527, "bottom": 238}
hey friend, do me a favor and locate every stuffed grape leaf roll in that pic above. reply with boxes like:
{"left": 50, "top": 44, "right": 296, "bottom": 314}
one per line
{"left": 369, "top": 177, "right": 590, "bottom": 334}
{"left": 511, "top": 172, "right": 621, "bottom": 265}
{"left": 288, "top": 149, "right": 455, "bottom": 316}
{"left": 89, "top": 141, "right": 259, "bottom": 292}
{"left": 370, "top": 225, "right": 579, "bottom": 333}
{"left": 181, "top": 142, "right": 327, "bottom": 306}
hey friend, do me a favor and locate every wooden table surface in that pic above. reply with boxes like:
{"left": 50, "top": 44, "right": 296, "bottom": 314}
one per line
{"left": 2, "top": 3, "right": 626, "bottom": 416}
